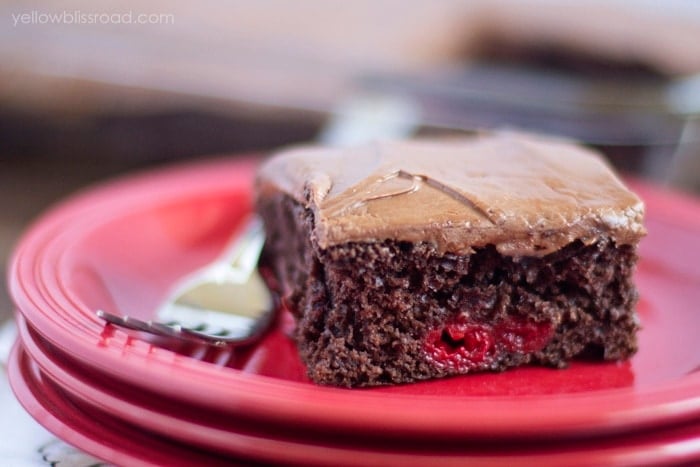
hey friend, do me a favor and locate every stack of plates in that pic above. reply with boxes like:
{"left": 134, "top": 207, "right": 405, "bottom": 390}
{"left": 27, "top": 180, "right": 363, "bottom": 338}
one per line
{"left": 8, "top": 158, "right": 700, "bottom": 466}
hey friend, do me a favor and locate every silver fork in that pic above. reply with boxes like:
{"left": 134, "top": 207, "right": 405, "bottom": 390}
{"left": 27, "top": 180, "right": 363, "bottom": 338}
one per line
{"left": 96, "top": 217, "right": 275, "bottom": 347}
{"left": 97, "top": 95, "right": 417, "bottom": 347}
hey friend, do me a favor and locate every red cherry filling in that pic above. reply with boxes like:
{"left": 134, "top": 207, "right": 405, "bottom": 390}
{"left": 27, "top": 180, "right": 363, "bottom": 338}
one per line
{"left": 498, "top": 318, "right": 553, "bottom": 354}
{"left": 424, "top": 316, "right": 553, "bottom": 372}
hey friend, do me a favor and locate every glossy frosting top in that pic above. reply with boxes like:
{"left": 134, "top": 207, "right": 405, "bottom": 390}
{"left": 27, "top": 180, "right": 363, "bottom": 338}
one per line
{"left": 256, "top": 132, "right": 645, "bottom": 256}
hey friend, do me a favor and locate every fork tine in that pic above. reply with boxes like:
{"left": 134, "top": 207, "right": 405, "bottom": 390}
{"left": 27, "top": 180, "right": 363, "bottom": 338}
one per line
{"left": 175, "top": 326, "right": 230, "bottom": 347}
{"left": 96, "top": 310, "right": 158, "bottom": 334}
{"left": 95, "top": 310, "right": 228, "bottom": 347}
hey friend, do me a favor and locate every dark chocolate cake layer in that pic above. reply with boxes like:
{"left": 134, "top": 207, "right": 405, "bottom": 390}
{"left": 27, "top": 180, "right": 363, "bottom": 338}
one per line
{"left": 259, "top": 194, "right": 639, "bottom": 387}
{"left": 255, "top": 133, "right": 645, "bottom": 387}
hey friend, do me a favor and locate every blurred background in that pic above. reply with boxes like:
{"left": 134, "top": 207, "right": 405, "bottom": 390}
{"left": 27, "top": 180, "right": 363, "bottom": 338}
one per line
{"left": 1, "top": 0, "right": 700, "bottom": 320}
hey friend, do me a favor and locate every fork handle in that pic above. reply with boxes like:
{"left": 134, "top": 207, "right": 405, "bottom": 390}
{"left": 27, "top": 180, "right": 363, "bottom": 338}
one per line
{"left": 221, "top": 216, "right": 265, "bottom": 272}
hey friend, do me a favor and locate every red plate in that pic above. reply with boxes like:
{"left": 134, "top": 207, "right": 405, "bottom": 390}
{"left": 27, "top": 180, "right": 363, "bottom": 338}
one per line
{"left": 13, "top": 319, "right": 700, "bottom": 466}
{"left": 8, "top": 344, "right": 240, "bottom": 467}
{"left": 9, "top": 157, "right": 700, "bottom": 439}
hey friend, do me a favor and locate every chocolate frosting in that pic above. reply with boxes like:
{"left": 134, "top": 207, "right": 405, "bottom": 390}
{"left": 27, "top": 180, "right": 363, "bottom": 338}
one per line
{"left": 256, "top": 132, "right": 645, "bottom": 256}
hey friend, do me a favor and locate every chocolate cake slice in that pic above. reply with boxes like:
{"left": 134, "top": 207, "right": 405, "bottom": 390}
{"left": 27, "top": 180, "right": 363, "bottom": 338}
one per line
{"left": 255, "top": 132, "right": 645, "bottom": 387}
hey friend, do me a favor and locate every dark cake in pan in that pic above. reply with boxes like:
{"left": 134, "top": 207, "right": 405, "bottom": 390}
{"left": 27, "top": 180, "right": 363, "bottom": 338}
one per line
{"left": 255, "top": 132, "right": 645, "bottom": 387}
